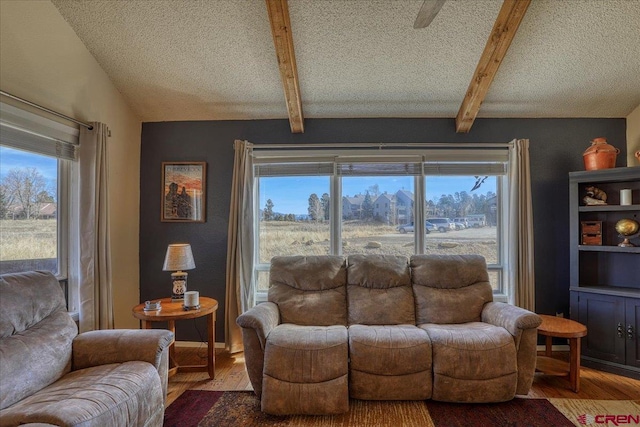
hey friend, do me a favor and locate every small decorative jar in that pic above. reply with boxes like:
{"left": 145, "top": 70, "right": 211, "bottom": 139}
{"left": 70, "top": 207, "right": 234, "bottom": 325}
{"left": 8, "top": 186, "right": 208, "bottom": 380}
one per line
{"left": 583, "top": 137, "right": 619, "bottom": 170}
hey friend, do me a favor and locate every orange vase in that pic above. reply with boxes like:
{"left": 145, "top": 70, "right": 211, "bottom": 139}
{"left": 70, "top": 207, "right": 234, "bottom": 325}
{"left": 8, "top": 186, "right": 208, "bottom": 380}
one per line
{"left": 583, "top": 137, "right": 619, "bottom": 170}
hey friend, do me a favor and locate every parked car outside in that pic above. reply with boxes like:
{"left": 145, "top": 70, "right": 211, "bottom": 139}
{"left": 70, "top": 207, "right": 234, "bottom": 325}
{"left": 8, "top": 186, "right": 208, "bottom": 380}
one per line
{"left": 425, "top": 221, "right": 436, "bottom": 233}
{"left": 427, "top": 218, "right": 456, "bottom": 232}
{"left": 466, "top": 215, "right": 486, "bottom": 228}
{"left": 397, "top": 221, "right": 436, "bottom": 234}
{"left": 453, "top": 217, "right": 469, "bottom": 228}
{"left": 397, "top": 222, "right": 414, "bottom": 233}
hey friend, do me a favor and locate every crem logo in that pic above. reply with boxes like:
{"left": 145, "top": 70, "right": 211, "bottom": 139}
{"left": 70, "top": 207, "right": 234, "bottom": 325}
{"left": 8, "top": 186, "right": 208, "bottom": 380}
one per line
{"left": 577, "top": 413, "right": 640, "bottom": 426}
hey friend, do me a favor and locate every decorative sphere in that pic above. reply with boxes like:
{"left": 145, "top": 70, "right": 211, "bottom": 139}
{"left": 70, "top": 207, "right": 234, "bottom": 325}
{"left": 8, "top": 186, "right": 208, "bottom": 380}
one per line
{"left": 615, "top": 219, "right": 639, "bottom": 236}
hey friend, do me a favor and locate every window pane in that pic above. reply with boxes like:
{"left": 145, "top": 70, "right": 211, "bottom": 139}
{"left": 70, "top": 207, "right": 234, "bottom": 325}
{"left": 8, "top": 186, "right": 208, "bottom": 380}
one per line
{"left": 256, "top": 270, "right": 270, "bottom": 292}
{"left": 425, "top": 175, "right": 498, "bottom": 264}
{"left": 0, "top": 146, "right": 58, "bottom": 274}
{"left": 341, "top": 176, "right": 415, "bottom": 258}
{"left": 258, "top": 176, "right": 330, "bottom": 263}
{"left": 488, "top": 270, "right": 501, "bottom": 293}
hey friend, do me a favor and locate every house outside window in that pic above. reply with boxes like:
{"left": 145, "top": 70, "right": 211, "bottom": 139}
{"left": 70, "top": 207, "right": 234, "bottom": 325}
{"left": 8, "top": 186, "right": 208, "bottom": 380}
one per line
{"left": 254, "top": 147, "right": 509, "bottom": 302}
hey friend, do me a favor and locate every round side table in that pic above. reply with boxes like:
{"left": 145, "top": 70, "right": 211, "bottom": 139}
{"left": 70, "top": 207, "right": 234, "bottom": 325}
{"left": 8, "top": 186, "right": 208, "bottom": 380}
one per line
{"left": 132, "top": 297, "right": 218, "bottom": 379}
{"left": 536, "top": 314, "right": 587, "bottom": 392}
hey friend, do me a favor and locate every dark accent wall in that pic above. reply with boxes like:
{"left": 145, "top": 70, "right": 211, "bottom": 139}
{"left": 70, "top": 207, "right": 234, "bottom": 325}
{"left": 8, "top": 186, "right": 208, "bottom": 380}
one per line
{"left": 140, "top": 118, "right": 627, "bottom": 342}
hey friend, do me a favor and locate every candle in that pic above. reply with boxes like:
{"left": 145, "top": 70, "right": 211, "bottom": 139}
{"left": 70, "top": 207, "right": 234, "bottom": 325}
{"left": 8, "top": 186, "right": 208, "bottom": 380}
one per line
{"left": 184, "top": 291, "right": 199, "bottom": 308}
{"left": 620, "top": 189, "right": 632, "bottom": 206}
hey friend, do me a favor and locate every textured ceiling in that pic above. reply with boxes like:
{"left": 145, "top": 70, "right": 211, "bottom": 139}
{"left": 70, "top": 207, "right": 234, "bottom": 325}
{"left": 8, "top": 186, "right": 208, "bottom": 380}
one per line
{"left": 51, "top": 0, "right": 640, "bottom": 123}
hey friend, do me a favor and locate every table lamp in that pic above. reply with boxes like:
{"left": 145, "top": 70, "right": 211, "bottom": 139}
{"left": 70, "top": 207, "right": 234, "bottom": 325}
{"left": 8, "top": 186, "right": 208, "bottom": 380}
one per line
{"left": 162, "top": 243, "right": 195, "bottom": 300}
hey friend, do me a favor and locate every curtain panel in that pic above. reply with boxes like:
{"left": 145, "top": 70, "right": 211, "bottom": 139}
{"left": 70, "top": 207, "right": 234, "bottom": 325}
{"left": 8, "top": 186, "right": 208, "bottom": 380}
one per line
{"left": 507, "top": 139, "right": 535, "bottom": 311}
{"left": 73, "top": 122, "right": 113, "bottom": 332}
{"left": 225, "top": 140, "right": 255, "bottom": 353}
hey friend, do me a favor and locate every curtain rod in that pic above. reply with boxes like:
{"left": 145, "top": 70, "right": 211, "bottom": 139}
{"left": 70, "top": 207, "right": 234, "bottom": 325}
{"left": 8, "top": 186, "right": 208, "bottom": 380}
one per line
{"left": 252, "top": 142, "right": 513, "bottom": 150}
{"left": 0, "top": 90, "right": 93, "bottom": 130}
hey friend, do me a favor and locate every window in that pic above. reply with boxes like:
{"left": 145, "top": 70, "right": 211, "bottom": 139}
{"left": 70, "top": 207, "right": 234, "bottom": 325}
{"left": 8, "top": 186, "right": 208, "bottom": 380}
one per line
{"left": 254, "top": 147, "right": 510, "bottom": 302}
{"left": 424, "top": 175, "right": 502, "bottom": 293}
{"left": 256, "top": 175, "right": 331, "bottom": 291}
{"left": 0, "top": 103, "right": 76, "bottom": 281}
{"left": 338, "top": 161, "right": 420, "bottom": 259}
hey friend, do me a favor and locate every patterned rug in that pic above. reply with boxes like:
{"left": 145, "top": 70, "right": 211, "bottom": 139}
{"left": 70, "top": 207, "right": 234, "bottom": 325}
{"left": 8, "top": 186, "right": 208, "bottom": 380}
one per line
{"left": 163, "top": 390, "right": 639, "bottom": 426}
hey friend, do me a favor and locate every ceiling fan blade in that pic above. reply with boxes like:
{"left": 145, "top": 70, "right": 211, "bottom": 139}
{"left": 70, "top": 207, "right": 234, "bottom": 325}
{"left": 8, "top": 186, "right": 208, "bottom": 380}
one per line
{"left": 413, "top": 0, "right": 446, "bottom": 29}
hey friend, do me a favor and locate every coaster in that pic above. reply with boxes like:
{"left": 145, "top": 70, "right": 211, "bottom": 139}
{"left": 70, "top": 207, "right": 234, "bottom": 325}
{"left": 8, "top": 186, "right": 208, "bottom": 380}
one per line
{"left": 183, "top": 304, "right": 201, "bottom": 311}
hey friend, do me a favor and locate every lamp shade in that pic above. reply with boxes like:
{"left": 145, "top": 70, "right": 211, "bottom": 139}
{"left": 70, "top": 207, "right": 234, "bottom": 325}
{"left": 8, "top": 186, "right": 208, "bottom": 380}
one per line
{"left": 162, "top": 243, "right": 195, "bottom": 271}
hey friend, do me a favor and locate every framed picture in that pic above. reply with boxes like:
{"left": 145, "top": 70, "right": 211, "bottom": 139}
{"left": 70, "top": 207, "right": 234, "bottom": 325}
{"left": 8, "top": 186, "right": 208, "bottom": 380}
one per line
{"left": 161, "top": 162, "right": 206, "bottom": 222}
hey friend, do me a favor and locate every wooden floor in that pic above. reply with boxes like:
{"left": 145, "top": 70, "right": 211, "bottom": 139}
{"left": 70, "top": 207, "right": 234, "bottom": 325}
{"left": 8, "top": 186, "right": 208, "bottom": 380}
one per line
{"left": 167, "top": 347, "right": 640, "bottom": 407}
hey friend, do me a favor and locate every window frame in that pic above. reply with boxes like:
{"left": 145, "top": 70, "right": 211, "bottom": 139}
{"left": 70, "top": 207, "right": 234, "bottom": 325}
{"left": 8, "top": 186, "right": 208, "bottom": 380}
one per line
{"left": 253, "top": 147, "right": 510, "bottom": 303}
{"left": 0, "top": 102, "right": 77, "bottom": 284}
{"left": 56, "top": 157, "right": 71, "bottom": 280}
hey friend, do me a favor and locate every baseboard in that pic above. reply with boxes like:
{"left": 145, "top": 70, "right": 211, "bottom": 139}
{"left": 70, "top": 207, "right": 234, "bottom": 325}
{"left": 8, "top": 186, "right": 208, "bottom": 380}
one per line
{"left": 536, "top": 344, "right": 569, "bottom": 352}
{"left": 175, "top": 341, "right": 225, "bottom": 349}
{"left": 581, "top": 356, "right": 640, "bottom": 380}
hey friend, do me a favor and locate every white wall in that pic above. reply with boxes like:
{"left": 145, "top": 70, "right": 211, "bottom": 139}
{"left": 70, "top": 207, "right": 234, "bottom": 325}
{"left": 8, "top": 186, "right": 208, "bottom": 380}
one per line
{"left": 627, "top": 104, "right": 640, "bottom": 166}
{"left": 0, "top": 0, "right": 141, "bottom": 328}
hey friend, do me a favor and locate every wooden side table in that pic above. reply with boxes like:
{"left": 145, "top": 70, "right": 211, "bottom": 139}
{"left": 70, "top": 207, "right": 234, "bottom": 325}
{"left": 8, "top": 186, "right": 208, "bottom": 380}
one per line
{"left": 132, "top": 297, "right": 218, "bottom": 379}
{"left": 535, "top": 314, "right": 587, "bottom": 392}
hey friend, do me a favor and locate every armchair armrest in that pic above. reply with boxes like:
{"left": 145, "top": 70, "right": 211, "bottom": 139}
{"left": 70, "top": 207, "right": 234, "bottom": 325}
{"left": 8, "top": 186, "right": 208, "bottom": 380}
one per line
{"left": 72, "top": 329, "right": 174, "bottom": 371}
{"left": 236, "top": 302, "right": 280, "bottom": 349}
{"left": 482, "top": 302, "right": 541, "bottom": 337}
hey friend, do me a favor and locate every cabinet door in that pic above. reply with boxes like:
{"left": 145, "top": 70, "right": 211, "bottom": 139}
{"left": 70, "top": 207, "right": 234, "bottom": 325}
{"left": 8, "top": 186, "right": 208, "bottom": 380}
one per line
{"left": 626, "top": 298, "right": 640, "bottom": 368}
{"left": 577, "top": 293, "right": 625, "bottom": 363}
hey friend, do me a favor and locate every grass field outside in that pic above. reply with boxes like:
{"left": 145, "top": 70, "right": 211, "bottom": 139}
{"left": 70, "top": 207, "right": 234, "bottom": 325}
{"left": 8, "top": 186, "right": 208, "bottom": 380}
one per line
{"left": 0, "top": 219, "right": 57, "bottom": 260}
{"left": 0, "top": 218, "right": 500, "bottom": 290}
{"left": 258, "top": 219, "right": 500, "bottom": 290}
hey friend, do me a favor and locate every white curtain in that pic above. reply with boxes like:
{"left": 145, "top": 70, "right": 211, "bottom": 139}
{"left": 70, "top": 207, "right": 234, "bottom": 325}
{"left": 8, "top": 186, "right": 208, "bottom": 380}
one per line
{"left": 507, "top": 139, "right": 535, "bottom": 311}
{"left": 73, "top": 122, "right": 113, "bottom": 332}
{"left": 225, "top": 140, "right": 255, "bottom": 353}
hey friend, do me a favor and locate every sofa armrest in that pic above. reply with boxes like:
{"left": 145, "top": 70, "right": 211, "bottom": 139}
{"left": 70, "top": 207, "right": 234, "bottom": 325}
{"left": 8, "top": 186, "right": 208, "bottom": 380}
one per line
{"left": 236, "top": 302, "right": 280, "bottom": 350}
{"left": 72, "top": 329, "right": 174, "bottom": 371}
{"left": 482, "top": 302, "right": 541, "bottom": 337}
{"left": 482, "top": 302, "right": 541, "bottom": 395}
{"left": 236, "top": 302, "right": 279, "bottom": 398}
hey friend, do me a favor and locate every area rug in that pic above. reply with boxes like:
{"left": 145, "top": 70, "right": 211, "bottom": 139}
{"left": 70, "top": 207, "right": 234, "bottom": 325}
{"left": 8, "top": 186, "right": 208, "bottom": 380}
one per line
{"left": 164, "top": 390, "right": 635, "bottom": 427}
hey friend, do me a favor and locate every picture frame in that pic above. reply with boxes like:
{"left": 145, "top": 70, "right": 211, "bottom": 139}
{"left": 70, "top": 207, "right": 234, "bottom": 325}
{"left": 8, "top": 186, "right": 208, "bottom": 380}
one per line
{"left": 161, "top": 162, "right": 206, "bottom": 222}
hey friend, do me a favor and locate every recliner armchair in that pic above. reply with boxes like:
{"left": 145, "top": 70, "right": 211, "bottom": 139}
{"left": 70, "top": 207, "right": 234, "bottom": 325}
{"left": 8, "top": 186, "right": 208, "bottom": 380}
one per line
{"left": 0, "top": 271, "right": 173, "bottom": 427}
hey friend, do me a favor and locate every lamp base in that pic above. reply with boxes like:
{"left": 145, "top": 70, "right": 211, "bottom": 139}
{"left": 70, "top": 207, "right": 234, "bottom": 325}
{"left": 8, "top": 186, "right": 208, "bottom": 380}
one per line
{"left": 171, "top": 271, "right": 188, "bottom": 300}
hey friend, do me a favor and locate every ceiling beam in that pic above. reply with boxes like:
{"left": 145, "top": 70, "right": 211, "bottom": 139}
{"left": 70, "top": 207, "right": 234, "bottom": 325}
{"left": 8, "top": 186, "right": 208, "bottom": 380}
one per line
{"left": 266, "top": 0, "right": 304, "bottom": 133}
{"left": 455, "top": 0, "right": 531, "bottom": 133}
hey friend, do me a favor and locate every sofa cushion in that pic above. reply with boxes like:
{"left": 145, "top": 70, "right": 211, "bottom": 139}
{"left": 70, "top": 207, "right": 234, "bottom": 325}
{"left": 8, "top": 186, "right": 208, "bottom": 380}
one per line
{"left": 268, "top": 256, "right": 347, "bottom": 326}
{"left": 262, "top": 324, "right": 348, "bottom": 415}
{"left": 0, "top": 362, "right": 164, "bottom": 426}
{"left": 349, "top": 325, "right": 431, "bottom": 375}
{"left": 411, "top": 255, "right": 490, "bottom": 289}
{"left": 348, "top": 325, "right": 432, "bottom": 400}
{"left": 0, "top": 271, "right": 69, "bottom": 338}
{"left": 347, "top": 255, "right": 415, "bottom": 325}
{"left": 0, "top": 272, "right": 77, "bottom": 410}
{"left": 264, "top": 324, "right": 348, "bottom": 383}
{"left": 420, "top": 322, "right": 517, "bottom": 402}
{"left": 411, "top": 255, "right": 493, "bottom": 324}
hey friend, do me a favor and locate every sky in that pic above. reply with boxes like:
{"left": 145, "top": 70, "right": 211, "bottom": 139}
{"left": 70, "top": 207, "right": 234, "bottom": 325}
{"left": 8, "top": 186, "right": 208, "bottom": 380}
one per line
{"left": 0, "top": 146, "right": 58, "bottom": 185}
{"left": 259, "top": 175, "right": 497, "bottom": 215}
